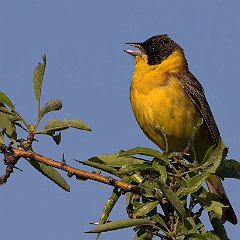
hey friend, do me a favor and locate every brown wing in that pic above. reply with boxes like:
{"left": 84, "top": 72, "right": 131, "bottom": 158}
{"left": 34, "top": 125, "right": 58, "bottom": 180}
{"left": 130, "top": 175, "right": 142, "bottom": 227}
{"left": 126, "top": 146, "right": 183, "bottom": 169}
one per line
{"left": 177, "top": 71, "right": 220, "bottom": 144}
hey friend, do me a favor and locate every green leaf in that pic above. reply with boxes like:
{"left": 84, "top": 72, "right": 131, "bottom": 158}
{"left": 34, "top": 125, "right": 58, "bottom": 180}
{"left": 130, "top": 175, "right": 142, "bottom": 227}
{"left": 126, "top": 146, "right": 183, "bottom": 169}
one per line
{"left": 116, "top": 163, "right": 154, "bottom": 175}
{"left": 185, "top": 216, "right": 197, "bottom": 230}
{"left": 201, "top": 140, "right": 227, "bottom": 174}
{"left": 140, "top": 187, "right": 156, "bottom": 198}
{"left": 86, "top": 218, "right": 155, "bottom": 233}
{"left": 39, "top": 99, "right": 62, "bottom": 120}
{"left": 156, "top": 179, "right": 186, "bottom": 221}
{"left": 133, "top": 227, "right": 153, "bottom": 240}
{"left": 96, "top": 187, "right": 121, "bottom": 240}
{"left": 187, "top": 173, "right": 210, "bottom": 193}
{"left": 188, "top": 118, "right": 204, "bottom": 162}
{"left": 127, "top": 173, "right": 144, "bottom": 184}
{"left": 217, "top": 159, "right": 240, "bottom": 179}
{"left": 185, "top": 233, "right": 206, "bottom": 240}
{"left": 0, "top": 113, "right": 11, "bottom": 133}
{"left": 205, "top": 201, "right": 228, "bottom": 216}
{"left": 125, "top": 192, "right": 132, "bottom": 208}
{"left": 152, "top": 160, "right": 167, "bottom": 182}
{"left": 33, "top": 54, "right": 46, "bottom": 101}
{"left": 38, "top": 118, "right": 91, "bottom": 133}
{"left": 203, "top": 231, "right": 222, "bottom": 240}
{"left": 76, "top": 159, "right": 116, "bottom": 175}
{"left": 133, "top": 201, "right": 158, "bottom": 218}
{"left": 178, "top": 172, "right": 210, "bottom": 196}
{"left": 28, "top": 160, "right": 70, "bottom": 192}
{"left": 142, "top": 181, "right": 159, "bottom": 191}
{"left": 119, "top": 147, "right": 164, "bottom": 160}
{"left": 0, "top": 91, "right": 14, "bottom": 109}
{"left": 0, "top": 112, "right": 17, "bottom": 141}
{"left": 0, "top": 107, "right": 16, "bottom": 116}
{"left": 81, "top": 153, "right": 146, "bottom": 168}
{"left": 148, "top": 212, "right": 168, "bottom": 230}
{"left": 193, "top": 187, "right": 224, "bottom": 216}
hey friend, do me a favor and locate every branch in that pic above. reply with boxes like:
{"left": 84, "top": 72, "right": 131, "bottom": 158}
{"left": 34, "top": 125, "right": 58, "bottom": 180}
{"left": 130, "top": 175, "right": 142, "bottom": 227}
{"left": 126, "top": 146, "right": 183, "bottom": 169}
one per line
{"left": 0, "top": 143, "right": 140, "bottom": 194}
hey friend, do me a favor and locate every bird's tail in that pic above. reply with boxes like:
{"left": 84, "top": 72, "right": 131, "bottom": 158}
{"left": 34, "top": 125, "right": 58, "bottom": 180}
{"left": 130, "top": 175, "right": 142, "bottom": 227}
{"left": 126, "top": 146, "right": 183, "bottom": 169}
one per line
{"left": 206, "top": 175, "right": 237, "bottom": 224}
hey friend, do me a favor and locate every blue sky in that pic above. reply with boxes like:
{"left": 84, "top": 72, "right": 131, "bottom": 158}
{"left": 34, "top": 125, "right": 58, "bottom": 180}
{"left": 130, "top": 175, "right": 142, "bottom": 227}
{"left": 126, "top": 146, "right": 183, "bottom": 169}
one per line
{"left": 1, "top": 1, "right": 240, "bottom": 239}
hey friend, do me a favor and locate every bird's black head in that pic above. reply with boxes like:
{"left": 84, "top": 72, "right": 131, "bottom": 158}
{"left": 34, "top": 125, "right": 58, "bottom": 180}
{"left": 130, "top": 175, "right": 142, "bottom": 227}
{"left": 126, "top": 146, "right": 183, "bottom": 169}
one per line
{"left": 142, "top": 35, "right": 181, "bottom": 65}
{"left": 125, "top": 34, "right": 182, "bottom": 65}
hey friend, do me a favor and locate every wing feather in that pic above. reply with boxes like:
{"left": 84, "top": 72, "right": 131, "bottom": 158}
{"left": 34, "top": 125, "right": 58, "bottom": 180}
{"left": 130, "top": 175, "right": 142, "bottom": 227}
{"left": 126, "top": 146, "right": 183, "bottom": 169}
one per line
{"left": 177, "top": 71, "right": 220, "bottom": 144}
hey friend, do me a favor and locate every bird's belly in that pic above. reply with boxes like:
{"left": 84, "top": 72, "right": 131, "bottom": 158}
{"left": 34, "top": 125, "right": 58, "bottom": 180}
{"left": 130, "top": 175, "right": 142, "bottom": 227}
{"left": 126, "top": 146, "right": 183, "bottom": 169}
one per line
{"left": 130, "top": 80, "right": 201, "bottom": 152}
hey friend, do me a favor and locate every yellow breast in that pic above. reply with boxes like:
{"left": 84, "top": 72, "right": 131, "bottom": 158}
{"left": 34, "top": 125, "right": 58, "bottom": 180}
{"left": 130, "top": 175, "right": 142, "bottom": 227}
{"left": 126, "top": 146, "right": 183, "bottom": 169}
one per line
{"left": 130, "top": 50, "right": 202, "bottom": 152}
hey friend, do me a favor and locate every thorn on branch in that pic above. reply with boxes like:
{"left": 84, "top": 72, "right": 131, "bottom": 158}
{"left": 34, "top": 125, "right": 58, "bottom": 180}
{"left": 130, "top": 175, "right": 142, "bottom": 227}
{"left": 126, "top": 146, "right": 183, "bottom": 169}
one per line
{"left": 107, "top": 176, "right": 116, "bottom": 185}
{"left": 61, "top": 153, "right": 66, "bottom": 166}
{"left": 67, "top": 172, "right": 74, "bottom": 178}
{"left": 13, "top": 166, "right": 24, "bottom": 172}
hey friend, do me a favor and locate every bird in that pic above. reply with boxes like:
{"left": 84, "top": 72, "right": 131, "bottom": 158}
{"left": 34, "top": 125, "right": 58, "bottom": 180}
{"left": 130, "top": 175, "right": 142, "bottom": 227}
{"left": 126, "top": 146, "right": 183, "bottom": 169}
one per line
{"left": 124, "top": 34, "right": 237, "bottom": 224}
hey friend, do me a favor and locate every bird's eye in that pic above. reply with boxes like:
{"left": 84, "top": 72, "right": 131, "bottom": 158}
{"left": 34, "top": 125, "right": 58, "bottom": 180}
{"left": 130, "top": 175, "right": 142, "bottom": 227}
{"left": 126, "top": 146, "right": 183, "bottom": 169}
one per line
{"left": 149, "top": 45, "right": 156, "bottom": 52}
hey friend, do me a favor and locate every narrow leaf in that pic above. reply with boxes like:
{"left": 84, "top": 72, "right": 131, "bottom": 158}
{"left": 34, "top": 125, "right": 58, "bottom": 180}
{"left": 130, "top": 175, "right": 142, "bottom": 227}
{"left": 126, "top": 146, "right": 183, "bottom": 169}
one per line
{"left": 202, "top": 140, "right": 227, "bottom": 174}
{"left": 187, "top": 173, "right": 210, "bottom": 193}
{"left": 33, "top": 54, "right": 46, "bottom": 101}
{"left": 156, "top": 179, "right": 186, "bottom": 221}
{"left": 96, "top": 188, "right": 121, "bottom": 240}
{"left": 203, "top": 231, "right": 222, "bottom": 240}
{"left": 188, "top": 118, "right": 204, "bottom": 162}
{"left": 0, "top": 107, "right": 16, "bottom": 116}
{"left": 134, "top": 227, "right": 153, "bottom": 240}
{"left": 116, "top": 163, "right": 154, "bottom": 175}
{"left": 77, "top": 160, "right": 116, "bottom": 175}
{"left": 0, "top": 91, "right": 14, "bottom": 109}
{"left": 140, "top": 187, "right": 156, "bottom": 198}
{"left": 81, "top": 153, "right": 146, "bottom": 168}
{"left": 119, "top": 147, "right": 164, "bottom": 160}
{"left": 40, "top": 99, "right": 62, "bottom": 120}
{"left": 86, "top": 218, "right": 155, "bottom": 233}
{"left": 29, "top": 160, "right": 70, "bottom": 192}
{"left": 178, "top": 172, "right": 210, "bottom": 196}
{"left": 152, "top": 160, "right": 167, "bottom": 182}
{"left": 133, "top": 201, "right": 158, "bottom": 218}
{"left": 185, "top": 233, "right": 206, "bottom": 240}
{"left": 148, "top": 212, "right": 168, "bottom": 230}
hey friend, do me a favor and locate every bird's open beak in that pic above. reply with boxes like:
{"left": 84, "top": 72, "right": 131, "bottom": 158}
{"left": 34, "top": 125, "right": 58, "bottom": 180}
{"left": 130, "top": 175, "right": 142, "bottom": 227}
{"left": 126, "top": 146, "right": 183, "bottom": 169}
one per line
{"left": 124, "top": 42, "right": 143, "bottom": 56}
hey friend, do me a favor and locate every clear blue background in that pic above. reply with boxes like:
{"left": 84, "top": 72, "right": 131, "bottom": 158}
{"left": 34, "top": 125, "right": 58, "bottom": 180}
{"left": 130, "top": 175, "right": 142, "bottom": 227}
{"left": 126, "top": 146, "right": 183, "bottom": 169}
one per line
{"left": 1, "top": 1, "right": 240, "bottom": 239}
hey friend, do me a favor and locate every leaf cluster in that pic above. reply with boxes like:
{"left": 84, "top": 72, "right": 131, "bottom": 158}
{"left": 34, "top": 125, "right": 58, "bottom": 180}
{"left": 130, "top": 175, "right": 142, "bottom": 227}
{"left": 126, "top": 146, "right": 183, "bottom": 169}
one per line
{"left": 0, "top": 54, "right": 91, "bottom": 191}
{"left": 80, "top": 141, "right": 240, "bottom": 240}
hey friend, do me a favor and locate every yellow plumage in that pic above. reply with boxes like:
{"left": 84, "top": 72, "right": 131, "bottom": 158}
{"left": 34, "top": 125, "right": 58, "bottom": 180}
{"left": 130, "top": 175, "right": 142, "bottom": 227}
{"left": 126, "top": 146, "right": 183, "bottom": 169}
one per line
{"left": 130, "top": 50, "right": 211, "bottom": 161}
